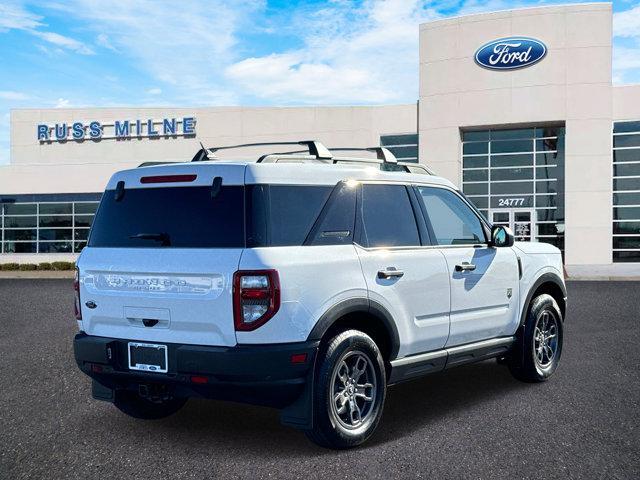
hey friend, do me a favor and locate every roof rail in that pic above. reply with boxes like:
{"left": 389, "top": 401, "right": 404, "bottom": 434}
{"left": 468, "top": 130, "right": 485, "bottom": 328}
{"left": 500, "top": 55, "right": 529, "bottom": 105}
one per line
{"left": 191, "top": 140, "right": 333, "bottom": 162}
{"left": 328, "top": 147, "right": 398, "bottom": 164}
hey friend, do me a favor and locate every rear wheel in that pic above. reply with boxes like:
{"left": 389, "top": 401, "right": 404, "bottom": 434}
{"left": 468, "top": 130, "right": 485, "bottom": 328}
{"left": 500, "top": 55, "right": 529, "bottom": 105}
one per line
{"left": 306, "top": 330, "right": 386, "bottom": 449}
{"left": 114, "top": 389, "right": 187, "bottom": 420}
{"left": 509, "top": 293, "right": 563, "bottom": 382}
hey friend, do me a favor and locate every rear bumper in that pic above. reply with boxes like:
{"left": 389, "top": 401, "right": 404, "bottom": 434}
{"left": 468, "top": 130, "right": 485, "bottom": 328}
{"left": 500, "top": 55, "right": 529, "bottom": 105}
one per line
{"left": 73, "top": 333, "right": 319, "bottom": 409}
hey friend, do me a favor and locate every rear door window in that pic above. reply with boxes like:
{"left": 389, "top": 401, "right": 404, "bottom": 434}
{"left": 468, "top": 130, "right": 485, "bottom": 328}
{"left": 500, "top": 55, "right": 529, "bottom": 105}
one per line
{"left": 89, "top": 186, "right": 245, "bottom": 248}
{"left": 358, "top": 184, "right": 420, "bottom": 248}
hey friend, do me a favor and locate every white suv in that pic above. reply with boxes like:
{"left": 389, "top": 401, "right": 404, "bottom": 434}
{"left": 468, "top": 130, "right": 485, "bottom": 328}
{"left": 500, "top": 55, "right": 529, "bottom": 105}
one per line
{"left": 73, "top": 141, "right": 566, "bottom": 449}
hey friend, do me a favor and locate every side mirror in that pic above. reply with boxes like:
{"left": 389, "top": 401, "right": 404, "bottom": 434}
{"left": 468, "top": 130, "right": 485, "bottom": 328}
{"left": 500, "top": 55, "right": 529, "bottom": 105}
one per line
{"left": 491, "top": 225, "right": 515, "bottom": 247}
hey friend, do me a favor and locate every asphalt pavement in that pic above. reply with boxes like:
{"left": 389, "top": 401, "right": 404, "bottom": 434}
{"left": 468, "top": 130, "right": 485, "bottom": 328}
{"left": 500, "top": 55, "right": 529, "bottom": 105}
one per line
{"left": 0, "top": 279, "right": 638, "bottom": 479}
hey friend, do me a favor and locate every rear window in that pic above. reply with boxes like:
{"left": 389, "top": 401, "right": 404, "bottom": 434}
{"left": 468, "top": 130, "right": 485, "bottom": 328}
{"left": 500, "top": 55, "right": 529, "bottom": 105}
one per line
{"left": 89, "top": 186, "right": 245, "bottom": 248}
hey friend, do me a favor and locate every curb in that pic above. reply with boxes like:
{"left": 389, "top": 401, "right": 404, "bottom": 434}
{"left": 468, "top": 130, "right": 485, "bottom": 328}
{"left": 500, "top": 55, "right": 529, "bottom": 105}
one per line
{"left": 0, "top": 271, "right": 75, "bottom": 279}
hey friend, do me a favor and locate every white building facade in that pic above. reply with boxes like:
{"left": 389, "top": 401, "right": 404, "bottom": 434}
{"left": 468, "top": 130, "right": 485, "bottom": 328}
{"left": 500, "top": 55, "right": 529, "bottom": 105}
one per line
{"left": 1, "top": 3, "right": 639, "bottom": 277}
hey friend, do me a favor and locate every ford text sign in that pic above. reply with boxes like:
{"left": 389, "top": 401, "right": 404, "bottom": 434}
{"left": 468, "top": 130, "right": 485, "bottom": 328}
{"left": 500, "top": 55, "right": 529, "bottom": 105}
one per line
{"left": 475, "top": 37, "right": 547, "bottom": 70}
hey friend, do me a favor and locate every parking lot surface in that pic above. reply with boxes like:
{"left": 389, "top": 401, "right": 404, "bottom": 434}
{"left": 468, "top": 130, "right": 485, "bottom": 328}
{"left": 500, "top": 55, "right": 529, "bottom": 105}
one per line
{"left": 1, "top": 279, "right": 638, "bottom": 479}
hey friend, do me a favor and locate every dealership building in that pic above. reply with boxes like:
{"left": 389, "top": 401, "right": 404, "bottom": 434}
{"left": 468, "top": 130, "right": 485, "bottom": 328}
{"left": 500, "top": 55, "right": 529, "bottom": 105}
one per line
{"left": 1, "top": 2, "right": 639, "bottom": 277}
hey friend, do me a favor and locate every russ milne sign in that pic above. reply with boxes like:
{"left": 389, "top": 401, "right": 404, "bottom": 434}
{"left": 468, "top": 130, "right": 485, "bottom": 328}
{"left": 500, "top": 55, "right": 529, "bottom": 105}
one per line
{"left": 37, "top": 117, "right": 196, "bottom": 142}
{"left": 475, "top": 37, "right": 546, "bottom": 70}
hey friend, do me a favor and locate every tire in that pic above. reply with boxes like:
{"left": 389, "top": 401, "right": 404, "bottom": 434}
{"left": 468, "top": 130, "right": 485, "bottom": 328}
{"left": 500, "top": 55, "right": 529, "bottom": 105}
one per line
{"left": 305, "top": 329, "right": 386, "bottom": 449}
{"left": 113, "top": 390, "right": 187, "bottom": 420}
{"left": 508, "top": 293, "right": 563, "bottom": 383}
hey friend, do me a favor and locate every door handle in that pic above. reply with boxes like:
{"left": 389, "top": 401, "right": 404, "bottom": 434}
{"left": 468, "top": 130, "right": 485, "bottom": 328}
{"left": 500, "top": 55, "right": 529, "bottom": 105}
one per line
{"left": 377, "top": 267, "right": 404, "bottom": 279}
{"left": 455, "top": 262, "right": 476, "bottom": 272}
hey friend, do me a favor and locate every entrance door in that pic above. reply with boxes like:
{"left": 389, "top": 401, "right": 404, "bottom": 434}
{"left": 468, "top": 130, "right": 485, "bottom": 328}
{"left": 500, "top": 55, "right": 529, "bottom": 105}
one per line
{"left": 490, "top": 209, "right": 536, "bottom": 242}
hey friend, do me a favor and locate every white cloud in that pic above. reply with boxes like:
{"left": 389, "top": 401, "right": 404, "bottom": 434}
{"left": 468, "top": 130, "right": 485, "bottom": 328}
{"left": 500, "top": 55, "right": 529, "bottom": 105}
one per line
{"left": 96, "top": 33, "right": 117, "bottom": 51}
{"left": 54, "top": 98, "right": 70, "bottom": 108}
{"left": 31, "top": 30, "right": 94, "bottom": 55}
{"left": 146, "top": 88, "right": 162, "bottom": 95}
{"left": 613, "top": 5, "right": 640, "bottom": 38}
{"left": 0, "top": 3, "right": 42, "bottom": 31}
{"left": 0, "top": 91, "right": 30, "bottom": 101}
{"left": 226, "top": 0, "right": 440, "bottom": 104}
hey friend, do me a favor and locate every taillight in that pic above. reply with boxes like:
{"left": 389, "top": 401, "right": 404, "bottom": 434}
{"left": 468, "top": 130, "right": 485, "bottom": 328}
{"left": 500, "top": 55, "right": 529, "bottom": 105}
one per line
{"left": 233, "top": 270, "right": 280, "bottom": 331}
{"left": 74, "top": 267, "right": 82, "bottom": 320}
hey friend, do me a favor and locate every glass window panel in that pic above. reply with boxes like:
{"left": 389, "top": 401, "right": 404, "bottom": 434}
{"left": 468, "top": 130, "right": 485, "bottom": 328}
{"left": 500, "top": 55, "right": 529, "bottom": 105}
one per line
{"left": 74, "top": 202, "right": 99, "bottom": 214}
{"left": 490, "top": 128, "right": 534, "bottom": 140}
{"left": 469, "top": 196, "right": 488, "bottom": 209}
{"left": 4, "top": 229, "right": 37, "bottom": 241}
{"left": 462, "top": 183, "right": 488, "bottom": 195}
{"left": 535, "top": 138, "right": 561, "bottom": 151}
{"left": 462, "top": 130, "right": 489, "bottom": 141}
{"left": 493, "top": 212, "right": 509, "bottom": 223}
{"left": 613, "top": 149, "right": 640, "bottom": 163}
{"left": 3, "top": 241, "right": 38, "bottom": 253}
{"left": 491, "top": 168, "right": 534, "bottom": 181}
{"left": 416, "top": 187, "right": 486, "bottom": 245}
{"left": 463, "top": 156, "right": 488, "bottom": 168}
{"left": 39, "top": 216, "right": 72, "bottom": 227}
{"left": 386, "top": 145, "right": 418, "bottom": 159}
{"left": 536, "top": 208, "right": 564, "bottom": 222}
{"left": 74, "top": 241, "right": 87, "bottom": 253}
{"left": 613, "top": 121, "right": 640, "bottom": 134}
{"left": 614, "top": 163, "right": 640, "bottom": 177}
{"left": 613, "top": 236, "right": 640, "bottom": 249}
{"left": 613, "top": 222, "right": 640, "bottom": 235}
{"left": 360, "top": 185, "right": 420, "bottom": 247}
{"left": 614, "top": 135, "right": 640, "bottom": 148}
{"left": 491, "top": 182, "right": 534, "bottom": 195}
{"left": 4, "top": 216, "right": 37, "bottom": 228}
{"left": 614, "top": 207, "right": 640, "bottom": 220}
{"left": 380, "top": 134, "right": 418, "bottom": 146}
{"left": 491, "top": 154, "right": 533, "bottom": 167}
{"left": 491, "top": 139, "right": 533, "bottom": 153}
{"left": 613, "top": 251, "right": 640, "bottom": 262}
{"left": 613, "top": 193, "right": 640, "bottom": 205}
{"left": 39, "top": 203, "right": 72, "bottom": 215}
{"left": 74, "top": 215, "right": 94, "bottom": 228}
{"left": 39, "top": 229, "right": 73, "bottom": 241}
{"left": 535, "top": 194, "right": 561, "bottom": 208}
{"left": 3, "top": 203, "right": 36, "bottom": 215}
{"left": 74, "top": 229, "right": 90, "bottom": 240}
{"left": 535, "top": 126, "right": 564, "bottom": 138}
{"left": 478, "top": 210, "right": 489, "bottom": 220}
{"left": 537, "top": 223, "right": 560, "bottom": 236}
{"left": 463, "top": 169, "right": 488, "bottom": 182}
{"left": 536, "top": 180, "right": 559, "bottom": 194}
{"left": 463, "top": 142, "right": 488, "bottom": 155}
{"left": 38, "top": 241, "right": 73, "bottom": 253}
{"left": 536, "top": 152, "right": 561, "bottom": 165}
{"left": 613, "top": 178, "right": 640, "bottom": 191}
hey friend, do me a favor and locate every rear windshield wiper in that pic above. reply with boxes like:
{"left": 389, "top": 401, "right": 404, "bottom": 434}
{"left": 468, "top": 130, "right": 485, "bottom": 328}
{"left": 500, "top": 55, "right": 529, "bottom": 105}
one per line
{"left": 129, "top": 232, "right": 171, "bottom": 246}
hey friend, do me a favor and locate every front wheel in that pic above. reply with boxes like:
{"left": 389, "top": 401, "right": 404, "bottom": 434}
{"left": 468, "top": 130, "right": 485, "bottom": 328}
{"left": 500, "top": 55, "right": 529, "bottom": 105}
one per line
{"left": 305, "top": 330, "right": 386, "bottom": 449}
{"left": 509, "top": 293, "right": 563, "bottom": 382}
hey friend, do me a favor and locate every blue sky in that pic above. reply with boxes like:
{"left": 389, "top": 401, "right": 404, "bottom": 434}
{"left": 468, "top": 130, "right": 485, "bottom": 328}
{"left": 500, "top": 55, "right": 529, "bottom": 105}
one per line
{"left": 1, "top": 0, "right": 639, "bottom": 165}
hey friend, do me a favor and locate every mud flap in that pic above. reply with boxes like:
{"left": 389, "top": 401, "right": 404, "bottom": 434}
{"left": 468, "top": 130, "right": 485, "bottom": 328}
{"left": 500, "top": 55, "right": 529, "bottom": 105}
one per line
{"left": 280, "top": 357, "right": 316, "bottom": 430}
{"left": 92, "top": 379, "right": 115, "bottom": 402}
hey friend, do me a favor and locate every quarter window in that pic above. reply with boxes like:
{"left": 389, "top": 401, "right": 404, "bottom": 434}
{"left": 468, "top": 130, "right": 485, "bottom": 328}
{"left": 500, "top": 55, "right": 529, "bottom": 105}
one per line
{"left": 359, "top": 184, "right": 420, "bottom": 248}
{"left": 416, "top": 187, "right": 486, "bottom": 245}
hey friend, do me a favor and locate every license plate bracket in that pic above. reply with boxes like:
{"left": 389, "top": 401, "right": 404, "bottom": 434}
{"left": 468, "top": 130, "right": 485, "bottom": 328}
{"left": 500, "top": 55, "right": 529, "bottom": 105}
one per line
{"left": 128, "top": 342, "right": 168, "bottom": 373}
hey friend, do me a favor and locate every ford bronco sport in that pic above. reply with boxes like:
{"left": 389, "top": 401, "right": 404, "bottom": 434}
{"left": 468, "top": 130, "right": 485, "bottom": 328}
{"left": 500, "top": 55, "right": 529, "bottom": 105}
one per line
{"left": 73, "top": 141, "right": 566, "bottom": 449}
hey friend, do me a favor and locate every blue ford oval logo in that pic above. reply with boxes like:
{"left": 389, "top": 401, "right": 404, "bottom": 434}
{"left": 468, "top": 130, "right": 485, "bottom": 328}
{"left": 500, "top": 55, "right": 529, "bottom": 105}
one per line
{"left": 475, "top": 37, "right": 547, "bottom": 70}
